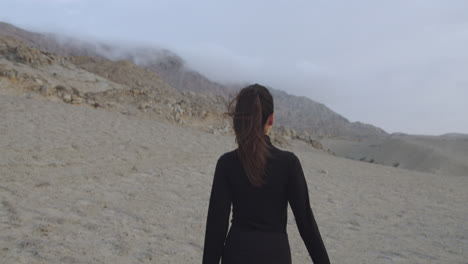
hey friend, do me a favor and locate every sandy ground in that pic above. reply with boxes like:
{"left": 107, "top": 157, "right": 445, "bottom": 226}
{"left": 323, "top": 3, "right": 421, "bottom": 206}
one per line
{"left": 0, "top": 95, "right": 467, "bottom": 263}
{"left": 321, "top": 135, "right": 468, "bottom": 177}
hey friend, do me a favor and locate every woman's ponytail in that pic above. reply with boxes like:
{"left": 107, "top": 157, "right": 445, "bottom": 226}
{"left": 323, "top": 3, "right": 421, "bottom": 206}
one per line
{"left": 227, "top": 84, "right": 274, "bottom": 187}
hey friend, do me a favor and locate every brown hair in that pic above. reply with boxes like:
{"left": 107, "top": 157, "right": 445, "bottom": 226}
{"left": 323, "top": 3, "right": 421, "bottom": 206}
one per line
{"left": 227, "top": 84, "right": 274, "bottom": 187}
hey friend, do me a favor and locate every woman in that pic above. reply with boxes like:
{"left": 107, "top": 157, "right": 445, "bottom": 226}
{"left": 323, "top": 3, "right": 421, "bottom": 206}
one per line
{"left": 202, "top": 84, "right": 330, "bottom": 264}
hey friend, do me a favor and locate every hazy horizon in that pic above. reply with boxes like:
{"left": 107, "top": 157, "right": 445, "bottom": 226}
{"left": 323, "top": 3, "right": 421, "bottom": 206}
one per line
{"left": 1, "top": 0, "right": 468, "bottom": 135}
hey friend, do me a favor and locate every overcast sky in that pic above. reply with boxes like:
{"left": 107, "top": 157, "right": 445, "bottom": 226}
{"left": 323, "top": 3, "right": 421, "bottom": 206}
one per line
{"left": 2, "top": 0, "right": 468, "bottom": 135}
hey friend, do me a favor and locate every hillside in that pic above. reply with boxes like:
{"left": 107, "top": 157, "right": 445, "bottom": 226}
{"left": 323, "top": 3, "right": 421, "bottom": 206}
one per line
{"left": 0, "top": 21, "right": 387, "bottom": 139}
{"left": 270, "top": 88, "right": 387, "bottom": 138}
{"left": 321, "top": 134, "right": 468, "bottom": 177}
{"left": 0, "top": 35, "right": 329, "bottom": 150}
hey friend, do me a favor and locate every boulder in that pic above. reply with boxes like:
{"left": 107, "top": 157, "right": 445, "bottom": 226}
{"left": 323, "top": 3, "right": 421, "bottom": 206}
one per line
{"left": 39, "top": 85, "right": 51, "bottom": 96}
{"left": 62, "top": 93, "right": 72, "bottom": 103}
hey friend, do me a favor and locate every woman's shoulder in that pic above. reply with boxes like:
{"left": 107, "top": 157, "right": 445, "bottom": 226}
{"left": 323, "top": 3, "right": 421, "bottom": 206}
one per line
{"left": 216, "top": 149, "right": 238, "bottom": 164}
{"left": 269, "top": 146, "right": 304, "bottom": 172}
{"left": 216, "top": 146, "right": 298, "bottom": 166}
{"left": 221, "top": 145, "right": 297, "bottom": 157}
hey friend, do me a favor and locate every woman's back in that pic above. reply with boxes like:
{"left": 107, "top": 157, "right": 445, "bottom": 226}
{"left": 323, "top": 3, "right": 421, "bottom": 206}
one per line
{"left": 203, "top": 135, "right": 330, "bottom": 264}
{"left": 223, "top": 135, "right": 295, "bottom": 233}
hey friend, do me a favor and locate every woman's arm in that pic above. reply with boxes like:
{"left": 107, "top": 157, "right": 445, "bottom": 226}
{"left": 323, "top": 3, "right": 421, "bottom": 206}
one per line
{"left": 287, "top": 153, "right": 330, "bottom": 264}
{"left": 202, "top": 155, "right": 232, "bottom": 264}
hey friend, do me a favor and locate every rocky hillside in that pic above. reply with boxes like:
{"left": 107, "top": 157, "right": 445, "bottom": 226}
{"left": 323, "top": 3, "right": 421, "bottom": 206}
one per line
{"left": 0, "top": 21, "right": 229, "bottom": 96}
{"left": 0, "top": 35, "right": 223, "bottom": 132}
{"left": 270, "top": 89, "right": 387, "bottom": 138}
{"left": 0, "top": 35, "right": 331, "bottom": 152}
{"left": 140, "top": 52, "right": 231, "bottom": 96}
{"left": 0, "top": 21, "right": 387, "bottom": 139}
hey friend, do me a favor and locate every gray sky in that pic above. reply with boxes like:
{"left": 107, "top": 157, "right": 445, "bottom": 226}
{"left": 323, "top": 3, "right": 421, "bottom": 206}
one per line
{"left": 2, "top": 0, "right": 468, "bottom": 135}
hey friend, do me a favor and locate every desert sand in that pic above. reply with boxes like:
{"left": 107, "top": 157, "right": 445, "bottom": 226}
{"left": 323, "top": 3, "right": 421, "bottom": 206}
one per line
{"left": 0, "top": 93, "right": 467, "bottom": 264}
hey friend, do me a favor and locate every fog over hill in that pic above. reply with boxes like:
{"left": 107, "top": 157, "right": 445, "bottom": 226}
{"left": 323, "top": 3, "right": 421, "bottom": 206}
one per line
{"left": 0, "top": 21, "right": 387, "bottom": 139}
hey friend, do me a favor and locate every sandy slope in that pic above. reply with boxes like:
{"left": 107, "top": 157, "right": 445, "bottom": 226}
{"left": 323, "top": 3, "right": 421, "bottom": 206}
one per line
{"left": 321, "top": 135, "right": 468, "bottom": 177}
{"left": 0, "top": 95, "right": 467, "bottom": 264}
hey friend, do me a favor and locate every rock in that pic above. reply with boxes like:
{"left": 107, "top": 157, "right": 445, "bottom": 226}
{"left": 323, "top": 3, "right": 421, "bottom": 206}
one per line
{"left": 39, "top": 85, "right": 51, "bottom": 96}
{"left": 55, "top": 85, "right": 71, "bottom": 95}
{"left": 173, "top": 104, "right": 183, "bottom": 114}
{"left": 87, "top": 99, "right": 96, "bottom": 106}
{"left": 276, "top": 126, "right": 291, "bottom": 138}
{"left": 34, "top": 78, "right": 43, "bottom": 85}
{"left": 291, "top": 129, "right": 297, "bottom": 138}
{"left": 165, "top": 98, "right": 177, "bottom": 105}
{"left": 186, "top": 107, "right": 193, "bottom": 117}
{"left": 62, "top": 93, "right": 72, "bottom": 103}
{"left": 276, "top": 126, "right": 292, "bottom": 140}
{"left": 26, "top": 92, "right": 35, "bottom": 99}
{"left": 309, "top": 138, "right": 324, "bottom": 150}
{"left": 71, "top": 87, "right": 81, "bottom": 97}
{"left": 271, "top": 134, "right": 288, "bottom": 146}
{"left": 299, "top": 131, "right": 310, "bottom": 140}
{"left": 71, "top": 95, "right": 83, "bottom": 104}
{"left": 138, "top": 103, "right": 150, "bottom": 110}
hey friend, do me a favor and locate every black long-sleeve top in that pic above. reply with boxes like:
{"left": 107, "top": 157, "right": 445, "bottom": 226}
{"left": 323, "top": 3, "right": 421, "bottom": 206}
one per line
{"left": 202, "top": 135, "right": 330, "bottom": 264}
